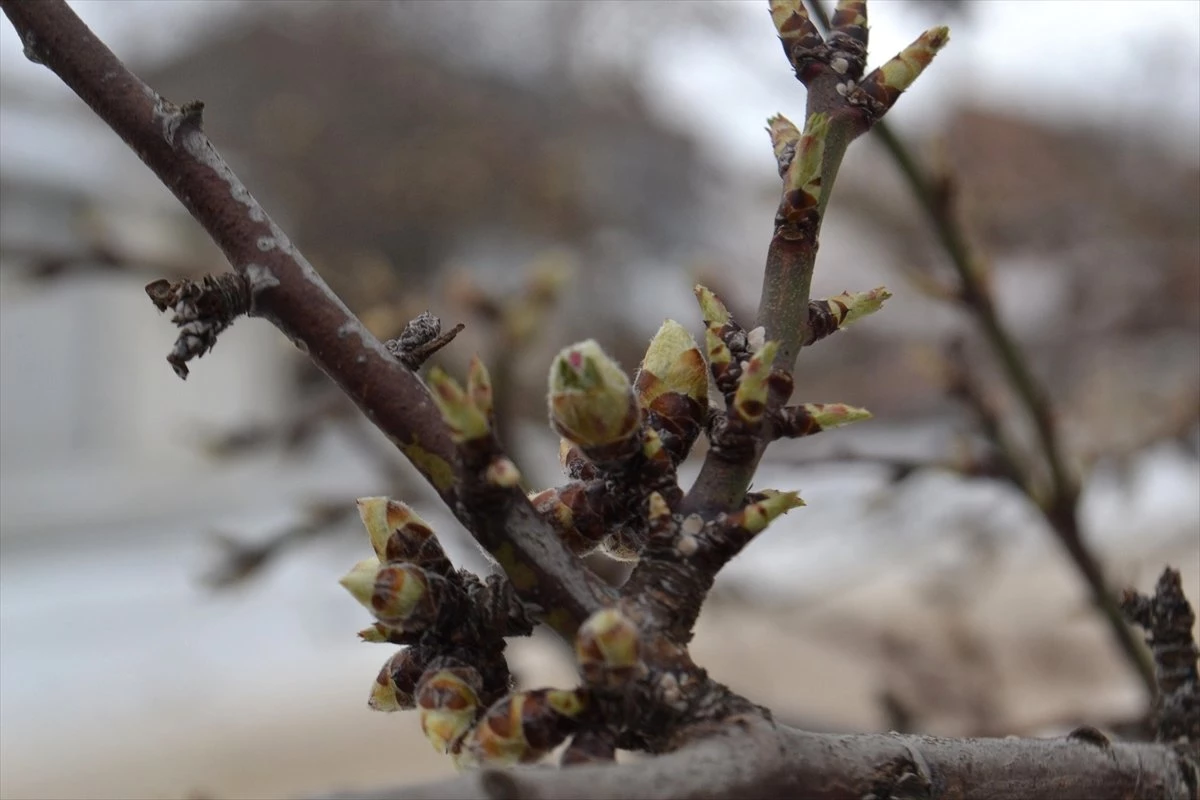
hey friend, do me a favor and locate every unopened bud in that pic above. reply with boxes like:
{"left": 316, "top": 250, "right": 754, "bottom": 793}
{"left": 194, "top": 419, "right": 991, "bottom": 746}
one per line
{"left": 778, "top": 403, "right": 872, "bottom": 438}
{"left": 485, "top": 456, "right": 522, "bottom": 488}
{"left": 767, "top": 114, "right": 801, "bottom": 177}
{"left": 355, "top": 497, "right": 452, "bottom": 574}
{"left": 693, "top": 284, "right": 732, "bottom": 325}
{"left": 732, "top": 340, "right": 779, "bottom": 424}
{"left": 466, "top": 356, "right": 494, "bottom": 421}
{"left": 778, "top": 113, "right": 829, "bottom": 236}
{"left": 417, "top": 668, "right": 482, "bottom": 754}
{"left": 428, "top": 366, "right": 491, "bottom": 443}
{"left": 548, "top": 340, "right": 640, "bottom": 460}
{"left": 854, "top": 27, "right": 950, "bottom": 116}
{"left": 368, "top": 647, "right": 433, "bottom": 712}
{"left": 459, "top": 689, "right": 587, "bottom": 766}
{"left": 635, "top": 320, "right": 709, "bottom": 461}
{"left": 340, "top": 559, "right": 443, "bottom": 631}
{"left": 727, "top": 489, "right": 805, "bottom": 535}
{"left": 575, "top": 608, "right": 646, "bottom": 687}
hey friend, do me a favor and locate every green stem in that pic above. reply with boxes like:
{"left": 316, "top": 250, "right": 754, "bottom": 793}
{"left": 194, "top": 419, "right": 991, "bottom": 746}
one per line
{"left": 870, "top": 119, "right": 1156, "bottom": 698}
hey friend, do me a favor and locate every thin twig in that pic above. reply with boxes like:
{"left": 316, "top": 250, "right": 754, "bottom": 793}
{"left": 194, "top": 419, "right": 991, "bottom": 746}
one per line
{"left": 805, "top": 0, "right": 1156, "bottom": 696}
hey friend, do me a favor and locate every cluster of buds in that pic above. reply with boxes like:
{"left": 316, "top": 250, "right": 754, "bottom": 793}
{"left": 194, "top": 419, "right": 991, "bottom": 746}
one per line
{"left": 696, "top": 282, "right": 888, "bottom": 460}
{"left": 531, "top": 332, "right": 705, "bottom": 561}
{"left": 341, "top": 497, "right": 538, "bottom": 759}
{"left": 770, "top": 0, "right": 949, "bottom": 124}
{"left": 529, "top": 278, "right": 889, "bottom": 561}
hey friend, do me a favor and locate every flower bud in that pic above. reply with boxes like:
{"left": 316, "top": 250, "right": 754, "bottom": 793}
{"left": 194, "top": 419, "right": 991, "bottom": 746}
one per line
{"left": 357, "top": 621, "right": 419, "bottom": 645}
{"left": 368, "top": 647, "right": 433, "bottom": 712}
{"left": 528, "top": 485, "right": 607, "bottom": 554}
{"left": 548, "top": 340, "right": 641, "bottom": 462}
{"left": 428, "top": 365, "right": 490, "bottom": 443}
{"left": 355, "top": 497, "right": 452, "bottom": 575}
{"left": 417, "top": 668, "right": 482, "bottom": 754}
{"left": 339, "top": 559, "right": 443, "bottom": 631}
{"left": 459, "top": 689, "right": 587, "bottom": 766}
{"left": 575, "top": 608, "right": 646, "bottom": 688}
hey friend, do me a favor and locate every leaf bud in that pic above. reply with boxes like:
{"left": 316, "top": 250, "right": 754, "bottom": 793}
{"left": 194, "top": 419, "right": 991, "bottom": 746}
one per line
{"left": 428, "top": 365, "right": 491, "bottom": 443}
{"left": 635, "top": 320, "right": 709, "bottom": 462}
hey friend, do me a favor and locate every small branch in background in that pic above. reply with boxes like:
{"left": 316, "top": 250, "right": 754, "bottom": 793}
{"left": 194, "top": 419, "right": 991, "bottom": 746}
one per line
{"left": 804, "top": 0, "right": 1157, "bottom": 701}
{"left": 145, "top": 273, "right": 251, "bottom": 379}
{"left": 1121, "top": 568, "right": 1200, "bottom": 747}
{"left": 384, "top": 311, "right": 466, "bottom": 371}
{"left": 203, "top": 501, "right": 357, "bottom": 589}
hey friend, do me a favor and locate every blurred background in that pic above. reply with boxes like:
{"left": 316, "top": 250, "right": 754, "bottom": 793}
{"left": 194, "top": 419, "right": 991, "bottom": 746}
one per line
{"left": 1, "top": 1, "right": 1197, "bottom": 797}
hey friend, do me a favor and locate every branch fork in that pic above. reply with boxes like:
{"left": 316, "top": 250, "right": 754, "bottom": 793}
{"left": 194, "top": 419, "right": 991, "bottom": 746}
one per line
{"left": 10, "top": 0, "right": 1198, "bottom": 796}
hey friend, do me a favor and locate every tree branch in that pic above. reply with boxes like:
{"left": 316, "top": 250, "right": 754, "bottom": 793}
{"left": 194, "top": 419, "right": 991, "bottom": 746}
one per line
{"left": 315, "top": 715, "right": 1197, "bottom": 800}
{"left": 0, "top": 0, "right": 612, "bottom": 638}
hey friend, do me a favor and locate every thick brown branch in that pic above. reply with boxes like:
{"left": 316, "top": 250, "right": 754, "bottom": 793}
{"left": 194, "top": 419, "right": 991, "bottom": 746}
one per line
{"left": 315, "top": 715, "right": 1196, "bottom": 800}
{"left": 0, "top": 0, "right": 610, "bottom": 637}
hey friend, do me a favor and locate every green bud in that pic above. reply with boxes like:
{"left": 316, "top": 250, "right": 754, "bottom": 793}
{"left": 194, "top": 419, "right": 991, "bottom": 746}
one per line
{"left": 854, "top": 27, "right": 950, "bottom": 116}
{"left": 635, "top": 320, "right": 708, "bottom": 410}
{"left": 548, "top": 340, "right": 640, "bottom": 457}
{"left": 427, "top": 366, "right": 490, "bottom": 443}
{"left": 340, "top": 559, "right": 441, "bottom": 631}
{"left": 484, "top": 456, "right": 522, "bottom": 488}
{"left": 767, "top": 114, "right": 801, "bottom": 176}
{"left": 776, "top": 402, "right": 872, "bottom": 438}
{"left": 417, "top": 668, "right": 482, "bottom": 754}
{"left": 368, "top": 647, "right": 432, "bottom": 712}
{"left": 879, "top": 27, "right": 949, "bottom": 94}
{"left": 805, "top": 402, "right": 871, "bottom": 429}
{"left": 693, "top": 284, "right": 732, "bottom": 325}
{"left": 575, "top": 608, "right": 645, "bottom": 687}
{"left": 770, "top": 0, "right": 822, "bottom": 59}
{"left": 355, "top": 496, "right": 451, "bottom": 574}
{"left": 466, "top": 355, "right": 494, "bottom": 421}
{"left": 732, "top": 340, "right": 779, "bottom": 424}
{"left": 459, "top": 689, "right": 587, "bottom": 767}
{"left": 728, "top": 489, "right": 805, "bottom": 535}
{"left": 635, "top": 321, "right": 708, "bottom": 461}
{"left": 778, "top": 113, "right": 829, "bottom": 236}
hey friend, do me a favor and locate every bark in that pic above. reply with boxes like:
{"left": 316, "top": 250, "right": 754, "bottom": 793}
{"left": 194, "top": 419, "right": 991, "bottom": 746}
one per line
{"left": 318, "top": 716, "right": 1197, "bottom": 800}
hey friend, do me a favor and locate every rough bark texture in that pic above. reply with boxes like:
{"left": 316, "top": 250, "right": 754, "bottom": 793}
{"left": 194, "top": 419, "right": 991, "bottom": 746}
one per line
{"left": 318, "top": 716, "right": 1197, "bottom": 800}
